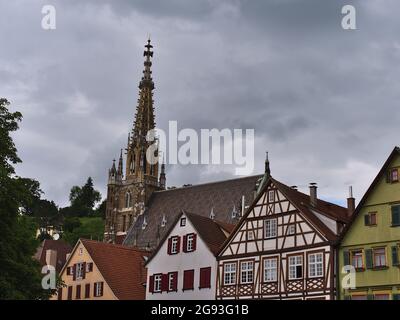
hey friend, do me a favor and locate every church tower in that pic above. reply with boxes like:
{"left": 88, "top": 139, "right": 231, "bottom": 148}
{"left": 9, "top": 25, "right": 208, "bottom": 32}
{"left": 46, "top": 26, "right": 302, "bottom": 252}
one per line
{"left": 104, "top": 39, "right": 166, "bottom": 242}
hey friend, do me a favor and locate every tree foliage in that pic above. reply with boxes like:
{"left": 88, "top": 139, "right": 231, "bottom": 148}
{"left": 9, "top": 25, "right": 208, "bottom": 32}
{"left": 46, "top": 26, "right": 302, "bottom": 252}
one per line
{"left": 67, "top": 177, "right": 101, "bottom": 217}
{"left": 0, "top": 98, "right": 56, "bottom": 299}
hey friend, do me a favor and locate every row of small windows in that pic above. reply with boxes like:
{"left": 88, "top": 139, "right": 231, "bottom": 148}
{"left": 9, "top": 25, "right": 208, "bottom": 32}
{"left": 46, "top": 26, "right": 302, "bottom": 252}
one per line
{"left": 364, "top": 205, "right": 400, "bottom": 227}
{"left": 167, "top": 234, "right": 197, "bottom": 255}
{"left": 128, "top": 154, "right": 156, "bottom": 175}
{"left": 343, "top": 246, "right": 399, "bottom": 270}
{"left": 223, "top": 252, "right": 324, "bottom": 286}
{"left": 245, "top": 218, "right": 296, "bottom": 241}
{"left": 58, "top": 282, "right": 104, "bottom": 300}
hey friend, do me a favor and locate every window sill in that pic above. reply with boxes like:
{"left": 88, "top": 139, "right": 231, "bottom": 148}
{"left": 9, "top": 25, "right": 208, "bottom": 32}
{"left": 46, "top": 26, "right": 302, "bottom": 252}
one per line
{"left": 182, "top": 288, "right": 194, "bottom": 292}
{"left": 199, "top": 286, "right": 211, "bottom": 290}
{"left": 355, "top": 268, "right": 365, "bottom": 272}
{"left": 371, "top": 266, "right": 389, "bottom": 271}
{"left": 391, "top": 224, "right": 400, "bottom": 227}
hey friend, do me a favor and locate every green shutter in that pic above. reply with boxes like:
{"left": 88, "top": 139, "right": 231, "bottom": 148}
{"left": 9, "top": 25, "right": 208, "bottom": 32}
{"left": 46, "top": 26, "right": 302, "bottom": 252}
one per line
{"left": 392, "top": 246, "right": 399, "bottom": 266}
{"left": 392, "top": 206, "right": 400, "bottom": 226}
{"left": 365, "top": 249, "right": 373, "bottom": 269}
{"left": 386, "top": 170, "right": 392, "bottom": 183}
{"left": 367, "top": 294, "right": 374, "bottom": 300}
{"left": 364, "top": 214, "right": 370, "bottom": 226}
{"left": 393, "top": 294, "right": 400, "bottom": 300}
{"left": 343, "top": 251, "right": 350, "bottom": 266}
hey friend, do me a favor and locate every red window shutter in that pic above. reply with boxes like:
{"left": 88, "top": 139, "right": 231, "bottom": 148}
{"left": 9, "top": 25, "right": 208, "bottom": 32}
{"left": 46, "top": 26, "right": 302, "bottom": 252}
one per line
{"left": 200, "top": 267, "right": 211, "bottom": 289}
{"left": 167, "top": 238, "right": 172, "bottom": 255}
{"left": 76, "top": 285, "right": 81, "bottom": 299}
{"left": 72, "top": 264, "right": 76, "bottom": 281}
{"left": 66, "top": 267, "right": 70, "bottom": 275}
{"left": 149, "top": 275, "right": 154, "bottom": 293}
{"left": 82, "top": 262, "right": 86, "bottom": 279}
{"left": 85, "top": 283, "right": 90, "bottom": 298}
{"left": 57, "top": 288, "right": 63, "bottom": 300}
{"left": 67, "top": 286, "right": 72, "bottom": 300}
{"left": 161, "top": 274, "right": 168, "bottom": 292}
{"left": 172, "top": 272, "right": 178, "bottom": 291}
{"left": 99, "top": 282, "right": 104, "bottom": 296}
{"left": 183, "top": 270, "right": 194, "bottom": 290}
{"left": 192, "top": 234, "right": 197, "bottom": 251}
{"left": 176, "top": 237, "right": 181, "bottom": 254}
{"left": 93, "top": 283, "right": 97, "bottom": 297}
{"left": 89, "top": 262, "right": 93, "bottom": 272}
{"left": 183, "top": 235, "right": 188, "bottom": 253}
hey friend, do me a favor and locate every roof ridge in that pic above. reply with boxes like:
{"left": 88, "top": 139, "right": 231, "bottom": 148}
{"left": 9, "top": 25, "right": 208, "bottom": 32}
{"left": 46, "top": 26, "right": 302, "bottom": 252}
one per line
{"left": 81, "top": 239, "right": 149, "bottom": 253}
{"left": 153, "top": 174, "right": 263, "bottom": 193}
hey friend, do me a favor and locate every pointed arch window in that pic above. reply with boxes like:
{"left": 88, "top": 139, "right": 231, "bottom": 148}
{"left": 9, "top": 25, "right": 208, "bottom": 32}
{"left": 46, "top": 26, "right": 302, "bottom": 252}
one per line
{"left": 130, "top": 154, "right": 135, "bottom": 173}
{"left": 125, "top": 191, "right": 132, "bottom": 208}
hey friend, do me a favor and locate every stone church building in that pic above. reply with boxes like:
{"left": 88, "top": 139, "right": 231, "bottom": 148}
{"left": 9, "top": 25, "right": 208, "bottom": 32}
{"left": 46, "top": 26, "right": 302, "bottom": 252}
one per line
{"left": 104, "top": 39, "right": 263, "bottom": 249}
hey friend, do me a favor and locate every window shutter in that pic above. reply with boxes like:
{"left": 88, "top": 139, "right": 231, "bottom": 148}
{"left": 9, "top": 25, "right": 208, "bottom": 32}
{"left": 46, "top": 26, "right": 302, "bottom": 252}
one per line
{"left": 183, "top": 270, "right": 194, "bottom": 290}
{"left": 386, "top": 170, "right": 392, "bottom": 183}
{"left": 392, "top": 246, "right": 399, "bottom": 266}
{"left": 161, "top": 274, "right": 168, "bottom": 292}
{"left": 149, "top": 275, "right": 154, "bottom": 293}
{"left": 85, "top": 283, "right": 90, "bottom": 299}
{"left": 392, "top": 206, "right": 400, "bottom": 226}
{"left": 176, "top": 237, "right": 181, "bottom": 254}
{"left": 89, "top": 262, "right": 93, "bottom": 272}
{"left": 192, "top": 234, "right": 197, "bottom": 251}
{"left": 76, "top": 285, "right": 81, "bottom": 299}
{"left": 72, "top": 264, "right": 76, "bottom": 281}
{"left": 167, "top": 238, "right": 172, "bottom": 255}
{"left": 365, "top": 249, "right": 373, "bottom": 269}
{"left": 66, "top": 266, "right": 71, "bottom": 275}
{"left": 364, "top": 215, "right": 370, "bottom": 226}
{"left": 200, "top": 267, "right": 211, "bottom": 289}
{"left": 343, "top": 251, "right": 350, "bottom": 266}
{"left": 93, "top": 283, "right": 97, "bottom": 297}
{"left": 183, "top": 235, "right": 188, "bottom": 253}
{"left": 393, "top": 294, "right": 400, "bottom": 300}
{"left": 172, "top": 272, "right": 178, "bottom": 291}
{"left": 57, "top": 288, "right": 63, "bottom": 300}
{"left": 99, "top": 282, "right": 103, "bottom": 296}
{"left": 82, "top": 262, "right": 86, "bottom": 279}
{"left": 67, "top": 286, "right": 72, "bottom": 300}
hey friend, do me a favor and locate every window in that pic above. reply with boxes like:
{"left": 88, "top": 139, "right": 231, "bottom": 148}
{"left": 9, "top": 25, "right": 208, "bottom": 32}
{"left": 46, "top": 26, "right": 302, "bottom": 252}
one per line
{"left": 183, "top": 270, "right": 194, "bottom": 291}
{"left": 125, "top": 192, "right": 131, "bottom": 208}
{"left": 180, "top": 218, "right": 186, "bottom": 227}
{"left": 268, "top": 190, "right": 275, "bottom": 202}
{"left": 168, "top": 272, "right": 178, "bottom": 292}
{"left": 168, "top": 236, "right": 180, "bottom": 255}
{"left": 85, "top": 283, "right": 90, "bottom": 299}
{"left": 308, "top": 253, "right": 323, "bottom": 278}
{"left": 223, "top": 263, "right": 237, "bottom": 285}
{"left": 263, "top": 258, "right": 277, "bottom": 282}
{"left": 86, "top": 262, "right": 93, "bottom": 273}
{"left": 154, "top": 274, "right": 162, "bottom": 293}
{"left": 351, "top": 250, "right": 364, "bottom": 269}
{"left": 94, "top": 282, "right": 103, "bottom": 297}
{"left": 264, "top": 218, "right": 277, "bottom": 239}
{"left": 240, "top": 261, "right": 254, "bottom": 284}
{"left": 391, "top": 169, "right": 399, "bottom": 182}
{"left": 186, "top": 234, "right": 194, "bottom": 252}
{"left": 122, "top": 215, "right": 126, "bottom": 232}
{"left": 199, "top": 267, "right": 212, "bottom": 289}
{"left": 287, "top": 224, "right": 296, "bottom": 235}
{"left": 374, "top": 294, "right": 390, "bottom": 300}
{"left": 79, "top": 248, "right": 83, "bottom": 255}
{"left": 76, "top": 285, "right": 81, "bottom": 299}
{"left": 373, "top": 248, "right": 386, "bottom": 268}
{"left": 364, "top": 212, "right": 377, "bottom": 226}
{"left": 67, "top": 286, "right": 73, "bottom": 300}
{"left": 76, "top": 262, "right": 84, "bottom": 280}
{"left": 247, "top": 231, "right": 254, "bottom": 241}
{"left": 391, "top": 205, "right": 400, "bottom": 226}
{"left": 288, "top": 255, "right": 303, "bottom": 280}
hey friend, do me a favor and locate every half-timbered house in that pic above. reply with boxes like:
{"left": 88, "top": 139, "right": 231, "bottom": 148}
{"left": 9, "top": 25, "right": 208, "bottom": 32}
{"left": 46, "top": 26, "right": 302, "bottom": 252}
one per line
{"left": 216, "top": 176, "right": 353, "bottom": 300}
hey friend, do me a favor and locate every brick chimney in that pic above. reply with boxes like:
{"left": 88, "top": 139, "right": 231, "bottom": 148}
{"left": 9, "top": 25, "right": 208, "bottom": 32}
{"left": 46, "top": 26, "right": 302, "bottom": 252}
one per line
{"left": 309, "top": 183, "right": 317, "bottom": 207}
{"left": 347, "top": 186, "right": 355, "bottom": 216}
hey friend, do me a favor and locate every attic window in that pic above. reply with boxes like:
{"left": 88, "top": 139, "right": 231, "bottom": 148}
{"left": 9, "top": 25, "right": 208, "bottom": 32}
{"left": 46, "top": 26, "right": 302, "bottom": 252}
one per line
{"left": 387, "top": 168, "right": 399, "bottom": 183}
{"left": 180, "top": 218, "right": 186, "bottom": 227}
{"left": 79, "top": 248, "right": 83, "bottom": 255}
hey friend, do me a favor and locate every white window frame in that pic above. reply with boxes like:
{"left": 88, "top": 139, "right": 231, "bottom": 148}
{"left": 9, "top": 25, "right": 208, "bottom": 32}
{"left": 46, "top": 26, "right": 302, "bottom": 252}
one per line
{"left": 263, "top": 258, "right": 278, "bottom": 282}
{"left": 268, "top": 190, "right": 275, "bottom": 202}
{"left": 76, "top": 262, "right": 84, "bottom": 280}
{"left": 240, "top": 261, "right": 254, "bottom": 284}
{"left": 94, "top": 282, "right": 103, "bottom": 297}
{"left": 171, "top": 237, "right": 179, "bottom": 254}
{"left": 186, "top": 234, "right": 194, "bottom": 252}
{"left": 223, "top": 263, "right": 237, "bottom": 285}
{"left": 287, "top": 224, "right": 296, "bottom": 235}
{"left": 247, "top": 231, "right": 254, "bottom": 241}
{"left": 264, "top": 218, "right": 277, "bottom": 239}
{"left": 168, "top": 273, "right": 175, "bottom": 291}
{"left": 288, "top": 255, "right": 303, "bottom": 280}
{"left": 308, "top": 253, "right": 323, "bottom": 278}
{"left": 154, "top": 274, "right": 162, "bottom": 293}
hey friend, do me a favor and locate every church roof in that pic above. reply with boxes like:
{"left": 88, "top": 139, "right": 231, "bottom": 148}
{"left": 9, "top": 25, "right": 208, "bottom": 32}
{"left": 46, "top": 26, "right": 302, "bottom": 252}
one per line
{"left": 123, "top": 174, "right": 262, "bottom": 249}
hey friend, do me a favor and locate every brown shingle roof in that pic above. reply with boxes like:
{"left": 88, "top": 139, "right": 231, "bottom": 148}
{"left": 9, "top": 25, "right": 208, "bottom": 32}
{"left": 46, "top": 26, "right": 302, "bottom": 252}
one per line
{"left": 34, "top": 239, "right": 72, "bottom": 273}
{"left": 124, "top": 175, "right": 262, "bottom": 249}
{"left": 81, "top": 239, "right": 150, "bottom": 300}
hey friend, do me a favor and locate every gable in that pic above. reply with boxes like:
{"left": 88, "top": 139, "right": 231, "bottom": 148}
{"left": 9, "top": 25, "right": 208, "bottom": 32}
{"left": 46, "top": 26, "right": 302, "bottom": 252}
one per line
{"left": 220, "top": 181, "right": 328, "bottom": 257}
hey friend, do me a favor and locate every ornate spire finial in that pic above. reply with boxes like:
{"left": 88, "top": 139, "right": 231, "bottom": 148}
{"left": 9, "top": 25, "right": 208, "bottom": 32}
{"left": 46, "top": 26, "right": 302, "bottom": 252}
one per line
{"left": 265, "top": 151, "right": 271, "bottom": 177}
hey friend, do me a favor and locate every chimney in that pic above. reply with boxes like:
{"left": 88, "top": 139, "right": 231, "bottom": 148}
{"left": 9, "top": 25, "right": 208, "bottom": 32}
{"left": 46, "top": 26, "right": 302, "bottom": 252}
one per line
{"left": 45, "top": 249, "right": 57, "bottom": 269}
{"left": 347, "top": 186, "right": 355, "bottom": 216}
{"left": 291, "top": 186, "right": 298, "bottom": 190}
{"left": 309, "top": 183, "right": 318, "bottom": 207}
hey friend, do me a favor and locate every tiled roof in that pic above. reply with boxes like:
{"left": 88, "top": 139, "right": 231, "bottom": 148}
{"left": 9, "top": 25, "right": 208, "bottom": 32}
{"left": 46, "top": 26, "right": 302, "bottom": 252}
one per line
{"left": 124, "top": 175, "right": 262, "bottom": 249}
{"left": 186, "top": 212, "right": 234, "bottom": 255}
{"left": 34, "top": 239, "right": 72, "bottom": 273}
{"left": 81, "top": 239, "right": 150, "bottom": 300}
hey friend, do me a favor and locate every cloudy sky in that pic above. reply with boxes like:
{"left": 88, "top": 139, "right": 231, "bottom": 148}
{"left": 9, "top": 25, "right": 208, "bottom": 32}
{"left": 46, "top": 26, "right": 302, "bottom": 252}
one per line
{"left": 2, "top": 0, "right": 400, "bottom": 207}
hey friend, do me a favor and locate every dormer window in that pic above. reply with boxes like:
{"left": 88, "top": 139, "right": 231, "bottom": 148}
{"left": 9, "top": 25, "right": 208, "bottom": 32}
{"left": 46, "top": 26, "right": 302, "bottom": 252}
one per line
{"left": 161, "top": 215, "right": 167, "bottom": 227}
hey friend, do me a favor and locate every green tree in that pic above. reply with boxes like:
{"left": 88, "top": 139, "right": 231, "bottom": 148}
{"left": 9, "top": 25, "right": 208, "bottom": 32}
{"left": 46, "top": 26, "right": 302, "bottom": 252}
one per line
{"left": 68, "top": 177, "right": 101, "bottom": 217}
{"left": 0, "top": 98, "right": 57, "bottom": 299}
